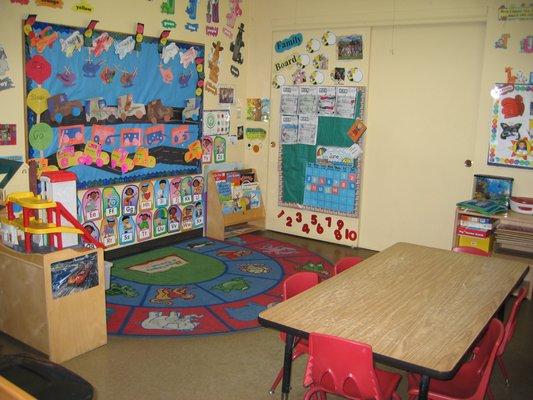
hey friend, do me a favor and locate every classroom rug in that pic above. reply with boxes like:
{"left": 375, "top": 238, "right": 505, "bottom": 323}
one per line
{"left": 106, "top": 234, "right": 333, "bottom": 336}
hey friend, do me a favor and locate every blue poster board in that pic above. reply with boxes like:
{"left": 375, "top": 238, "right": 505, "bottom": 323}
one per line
{"left": 25, "top": 21, "right": 205, "bottom": 189}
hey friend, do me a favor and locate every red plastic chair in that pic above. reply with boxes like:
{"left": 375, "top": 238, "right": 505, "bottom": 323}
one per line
{"left": 496, "top": 287, "right": 526, "bottom": 386}
{"left": 452, "top": 246, "right": 490, "bottom": 257}
{"left": 334, "top": 256, "right": 364, "bottom": 275}
{"left": 302, "top": 333, "right": 402, "bottom": 400}
{"left": 407, "top": 318, "right": 504, "bottom": 400}
{"left": 269, "top": 272, "right": 320, "bottom": 394}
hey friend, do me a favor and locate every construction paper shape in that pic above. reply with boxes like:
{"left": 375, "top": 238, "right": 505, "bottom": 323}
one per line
{"left": 154, "top": 178, "right": 170, "bottom": 208}
{"left": 185, "top": 0, "right": 199, "bottom": 19}
{"left": 82, "top": 188, "right": 102, "bottom": 221}
{"left": 494, "top": 33, "right": 510, "bottom": 49}
{"left": 170, "top": 177, "right": 182, "bottom": 205}
{"left": 179, "top": 177, "right": 193, "bottom": 204}
{"left": 272, "top": 74, "right": 286, "bottom": 89}
{"left": 230, "top": 23, "right": 245, "bottom": 64}
{"left": 27, "top": 87, "right": 51, "bottom": 115}
{"left": 0, "top": 46, "right": 10, "bottom": 76}
{"left": 162, "top": 19, "right": 177, "bottom": 29}
{"left": 114, "top": 36, "right": 135, "bottom": 60}
{"left": 322, "top": 31, "right": 337, "bottom": 46}
{"left": 206, "top": 0, "right": 220, "bottom": 23}
{"left": 73, "top": 0, "right": 94, "bottom": 13}
{"left": 56, "top": 66, "right": 77, "bottom": 86}
{"left": 310, "top": 70, "right": 325, "bottom": 85}
{"left": 181, "top": 205, "right": 194, "bottom": 230}
{"left": 192, "top": 176, "right": 204, "bottom": 201}
{"left": 139, "top": 181, "right": 154, "bottom": 211}
{"left": 292, "top": 69, "right": 306, "bottom": 85}
{"left": 347, "top": 67, "right": 363, "bottom": 83}
{"left": 36, "top": 0, "right": 63, "bottom": 8}
{"left": 136, "top": 211, "right": 153, "bottom": 241}
{"left": 122, "top": 185, "right": 139, "bottom": 216}
{"left": 520, "top": 36, "right": 533, "bottom": 53}
{"left": 100, "top": 216, "right": 118, "bottom": 248}
{"left": 159, "top": 63, "right": 174, "bottom": 84}
{"left": 214, "top": 136, "right": 226, "bottom": 163}
{"left": 208, "top": 41, "right": 224, "bottom": 83}
{"left": 180, "top": 47, "right": 198, "bottom": 68}
{"left": 25, "top": 55, "right": 51, "bottom": 84}
{"left": 162, "top": 42, "right": 179, "bottom": 64}
{"left": 102, "top": 186, "right": 120, "bottom": 217}
{"left": 153, "top": 208, "right": 168, "bottom": 237}
{"left": 306, "top": 38, "right": 321, "bottom": 53}
{"left": 275, "top": 33, "right": 303, "bottom": 53}
{"left": 193, "top": 201, "right": 203, "bottom": 227}
{"left": 29, "top": 123, "right": 53, "bottom": 155}
{"left": 313, "top": 54, "right": 329, "bottom": 70}
{"left": 83, "top": 221, "right": 100, "bottom": 241}
{"left": 201, "top": 136, "right": 213, "bottom": 163}
{"left": 501, "top": 95, "right": 525, "bottom": 118}
{"left": 119, "top": 215, "right": 136, "bottom": 245}
{"left": 296, "top": 54, "right": 310, "bottom": 69}
{"left": 161, "top": 0, "right": 175, "bottom": 14}
{"left": 0, "top": 77, "right": 15, "bottom": 91}
{"left": 168, "top": 205, "right": 181, "bottom": 232}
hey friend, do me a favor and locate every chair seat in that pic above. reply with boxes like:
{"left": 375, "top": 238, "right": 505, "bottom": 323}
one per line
{"left": 408, "top": 373, "right": 478, "bottom": 400}
{"left": 335, "top": 368, "right": 401, "bottom": 399}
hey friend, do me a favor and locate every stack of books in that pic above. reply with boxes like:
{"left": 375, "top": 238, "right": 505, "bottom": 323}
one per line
{"left": 457, "top": 215, "right": 494, "bottom": 252}
{"left": 214, "top": 170, "right": 262, "bottom": 215}
{"left": 456, "top": 199, "right": 507, "bottom": 215}
{"left": 494, "top": 220, "right": 533, "bottom": 255}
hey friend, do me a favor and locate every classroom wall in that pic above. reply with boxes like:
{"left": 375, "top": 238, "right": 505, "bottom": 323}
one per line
{"left": 247, "top": 0, "right": 532, "bottom": 251}
{"left": 0, "top": 0, "right": 248, "bottom": 164}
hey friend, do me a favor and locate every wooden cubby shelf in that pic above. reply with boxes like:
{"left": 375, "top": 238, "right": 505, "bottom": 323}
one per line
{"left": 206, "top": 169, "right": 265, "bottom": 241}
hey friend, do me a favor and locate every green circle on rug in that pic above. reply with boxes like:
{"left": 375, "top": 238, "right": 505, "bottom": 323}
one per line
{"left": 111, "top": 247, "right": 225, "bottom": 285}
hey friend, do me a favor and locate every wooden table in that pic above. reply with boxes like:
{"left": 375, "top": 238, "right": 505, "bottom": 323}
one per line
{"left": 258, "top": 242, "right": 529, "bottom": 400}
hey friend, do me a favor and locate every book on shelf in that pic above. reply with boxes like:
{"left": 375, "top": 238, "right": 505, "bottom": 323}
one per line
{"left": 457, "top": 226, "right": 491, "bottom": 238}
{"left": 459, "top": 220, "right": 493, "bottom": 230}
{"left": 216, "top": 181, "right": 232, "bottom": 202}
{"left": 242, "top": 182, "right": 261, "bottom": 209}
{"left": 456, "top": 199, "right": 507, "bottom": 215}
{"left": 459, "top": 214, "right": 493, "bottom": 224}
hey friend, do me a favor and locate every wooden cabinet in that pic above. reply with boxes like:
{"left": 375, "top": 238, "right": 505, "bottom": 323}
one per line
{"left": 206, "top": 169, "right": 265, "bottom": 240}
{"left": 452, "top": 207, "right": 532, "bottom": 299}
{"left": 0, "top": 245, "right": 107, "bottom": 363}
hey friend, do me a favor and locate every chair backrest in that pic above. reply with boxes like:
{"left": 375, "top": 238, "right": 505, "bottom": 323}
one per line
{"left": 498, "top": 287, "right": 526, "bottom": 356}
{"left": 304, "top": 333, "right": 386, "bottom": 400}
{"left": 456, "top": 318, "right": 504, "bottom": 399}
{"left": 452, "top": 246, "right": 490, "bottom": 257}
{"left": 334, "top": 257, "right": 364, "bottom": 275}
{"left": 283, "top": 272, "right": 319, "bottom": 300}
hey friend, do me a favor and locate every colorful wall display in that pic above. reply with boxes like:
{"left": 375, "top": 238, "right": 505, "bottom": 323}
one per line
{"left": 0, "top": 124, "right": 17, "bottom": 145}
{"left": 488, "top": 83, "right": 533, "bottom": 169}
{"left": 24, "top": 21, "right": 205, "bottom": 189}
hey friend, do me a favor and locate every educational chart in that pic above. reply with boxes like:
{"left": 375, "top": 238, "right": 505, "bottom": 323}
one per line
{"left": 78, "top": 173, "right": 204, "bottom": 249}
{"left": 279, "top": 85, "right": 365, "bottom": 216}
{"left": 488, "top": 83, "right": 533, "bottom": 169}
{"left": 24, "top": 20, "right": 205, "bottom": 189}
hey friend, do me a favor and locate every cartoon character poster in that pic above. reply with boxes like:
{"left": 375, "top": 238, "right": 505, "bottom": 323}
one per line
{"left": 192, "top": 176, "right": 204, "bottom": 201}
{"left": 24, "top": 21, "right": 205, "bottom": 189}
{"left": 139, "top": 180, "right": 154, "bottom": 210}
{"left": 100, "top": 216, "right": 118, "bottom": 247}
{"left": 119, "top": 215, "right": 136, "bottom": 244}
{"left": 180, "top": 176, "right": 193, "bottom": 204}
{"left": 82, "top": 221, "right": 100, "bottom": 244}
{"left": 488, "top": 84, "right": 533, "bottom": 169}
{"left": 214, "top": 136, "right": 226, "bottom": 163}
{"left": 182, "top": 204, "right": 194, "bottom": 230}
{"left": 168, "top": 205, "right": 181, "bottom": 232}
{"left": 170, "top": 177, "right": 181, "bottom": 205}
{"left": 193, "top": 201, "right": 203, "bottom": 227}
{"left": 154, "top": 178, "right": 170, "bottom": 208}
{"left": 82, "top": 188, "right": 102, "bottom": 221}
{"left": 102, "top": 186, "right": 120, "bottom": 217}
{"left": 201, "top": 136, "right": 213, "bottom": 163}
{"left": 122, "top": 184, "right": 139, "bottom": 215}
{"left": 153, "top": 208, "right": 168, "bottom": 237}
{"left": 136, "top": 211, "right": 153, "bottom": 241}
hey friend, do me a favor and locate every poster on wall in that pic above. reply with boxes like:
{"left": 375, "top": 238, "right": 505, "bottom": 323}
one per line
{"left": 488, "top": 83, "right": 533, "bottom": 169}
{"left": 24, "top": 21, "right": 205, "bottom": 189}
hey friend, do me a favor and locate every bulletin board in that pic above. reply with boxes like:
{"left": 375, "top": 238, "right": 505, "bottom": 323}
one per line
{"left": 24, "top": 21, "right": 205, "bottom": 189}
{"left": 488, "top": 83, "right": 533, "bottom": 169}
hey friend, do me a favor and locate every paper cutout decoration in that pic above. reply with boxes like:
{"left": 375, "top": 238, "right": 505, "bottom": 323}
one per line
{"left": 192, "top": 177, "right": 204, "bottom": 202}
{"left": 206, "top": 26, "right": 219, "bottom": 37}
{"left": 162, "top": 20, "right": 177, "bottom": 29}
{"left": 520, "top": 36, "right": 533, "bottom": 53}
{"left": 159, "top": 63, "right": 174, "bottom": 84}
{"left": 162, "top": 42, "right": 179, "bottom": 64}
{"left": 272, "top": 74, "right": 286, "bottom": 89}
{"left": 226, "top": 0, "right": 242, "bottom": 29}
{"left": 90, "top": 33, "right": 113, "bottom": 57}
{"left": 11, "top": 0, "right": 30, "bottom": 4}
{"left": 122, "top": 185, "right": 139, "bottom": 216}
{"left": 119, "top": 215, "right": 136, "bottom": 245}
{"left": 168, "top": 205, "right": 182, "bottom": 232}
{"left": 322, "top": 31, "right": 337, "bottom": 46}
{"left": 306, "top": 38, "right": 321, "bottom": 53}
{"left": 82, "top": 189, "right": 102, "bottom": 222}
{"left": 73, "top": 0, "right": 94, "bottom": 13}
{"left": 83, "top": 222, "right": 100, "bottom": 242}
{"left": 347, "top": 67, "right": 363, "bottom": 83}
{"left": 0, "top": 77, "right": 14, "bottom": 91}
{"left": 206, "top": 0, "right": 220, "bottom": 23}
{"left": 202, "top": 136, "right": 213, "bottom": 163}
{"left": 208, "top": 41, "right": 224, "bottom": 83}
{"left": 102, "top": 186, "right": 120, "bottom": 217}
{"left": 136, "top": 211, "right": 153, "bottom": 241}
{"left": 27, "top": 87, "right": 51, "bottom": 116}
{"left": 296, "top": 54, "right": 310, "bottom": 69}
{"left": 310, "top": 70, "right": 324, "bottom": 85}
{"left": 0, "top": 124, "right": 16, "bottom": 146}
{"left": 29, "top": 123, "right": 53, "bottom": 157}
{"left": 100, "top": 217, "right": 118, "bottom": 248}
{"left": 170, "top": 178, "right": 181, "bottom": 205}
{"left": 246, "top": 98, "right": 262, "bottom": 121}
{"left": 214, "top": 136, "right": 226, "bottom": 163}
{"left": 495, "top": 33, "right": 510, "bottom": 49}
{"left": 180, "top": 177, "right": 193, "bottom": 204}
{"left": 347, "top": 119, "right": 367, "bottom": 142}
{"left": 180, "top": 47, "right": 198, "bottom": 68}
{"left": 153, "top": 208, "right": 168, "bottom": 237}
{"left": 505, "top": 67, "right": 517, "bottom": 84}
{"left": 158, "top": 30, "right": 171, "bottom": 53}
{"left": 161, "top": 0, "right": 175, "bottom": 14}
{"left": 185, "top": 0, "right": 199, "bottom": 20}
{"left": 25, "top": 55, "right": 51, "bottom": 84}
{"left": 181, "top": 205, "right": 194, "bottom": 230}
{"left": 501, "top": 95, "right": 525, "bottom": 118}
{"left": 331, "top": 67, "right": 346, "bottom": 84}
{"left": 338, "top": 35, "right": 363, "bottom": 60}
{"left": 313, "top": 54, "right": 329, "bottom": 70}
{"left": 154, "top": 178, "right": 170, "bottom": 208}
{"left": 135, "top": 23, "right": 144, "bottom": 52}
{"left": 193, "top": 201, "right": 203, "bottom": 227}
{"left": 185, "top": 23, "right": 199, "bottom": 32}
{"left": 203, "top": 110, "right": 230, "bottom": 136}
{"left": 114, "top": 36, "right": 135, "bottom": 60}
{"left": 0, "top": 46, "right": 10, "bottom": 76}
{"left": 275, "top": 33, "right": 303, "bottom": 53}
{"left": 498, "top": 4, "right": 533, "bottom": 20}
{"left": 36, "top": 0, "right": 63, "bottom": 8}
{"left": 139, "top": 181, "right": 154, "bottom": 211}
{"left": 245, "top": 128, "right": 267, "bottom": 140}
{"left": 292, "top": 69, "right": 307, "bottom": 85}
{"left": 230, "top": 23, "right": 245, "bottom": 64}
{"left": 184, "top": 140, "right": 203, "bottom": 162}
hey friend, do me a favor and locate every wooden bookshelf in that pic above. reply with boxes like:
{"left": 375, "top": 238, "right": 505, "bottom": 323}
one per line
{"left": 206, "top": 169, "right": 265, "bottom": 240}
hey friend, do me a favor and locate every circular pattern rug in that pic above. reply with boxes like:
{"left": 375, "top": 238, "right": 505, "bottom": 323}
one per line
{"left": 106, "top": 234, "right": 333, "bottom": 336}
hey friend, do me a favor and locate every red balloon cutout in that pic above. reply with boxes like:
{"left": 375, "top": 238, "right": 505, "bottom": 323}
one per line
{"left": 25, "top": 55, "right": 51, "bottom": 85}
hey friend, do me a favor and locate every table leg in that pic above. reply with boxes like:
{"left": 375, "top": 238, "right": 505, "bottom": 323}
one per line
{"left": 497, "top": 302, "right": 506, "bottom": 321}
{"left": 418, "top": 375, "right": 430, "bottom": 400}
{"left": 280, "top": 333, "right": 294, "bottom": 400}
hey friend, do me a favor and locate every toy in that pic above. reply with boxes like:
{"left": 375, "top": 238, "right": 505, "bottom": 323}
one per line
{"left": 85, "top": 97, "right": 119, "bottom": 124}
{"left": 117, "top": 94, "right": 146, "bottom": 121}
{"left": 133, "top": 147, "right": 156, "bottom": 168}
{"left": 110, "top": 148, "right": 135, "bottom": 173}
{"left": 185, "top": 0, "right": 199, "bottom": 20}
{"left": 208, "top": 41, "right": 224, "bottom": 83}
{"left": 230, "top": 23, "right": 245, "bottom": 64}
{"left": 47, "top": 94, "right": 83, "bottom": 124}
{"left": 182, "top": 98, "right": 199, "bottom": 122}
{"left": 79, "top": 140, "right": 110, "bottom": 167}
{"left": 147, "top": 99, "right": 174, "bottom": 123}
